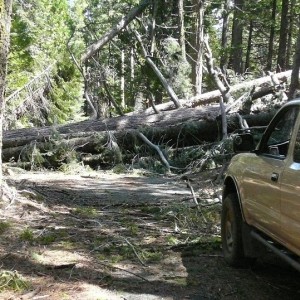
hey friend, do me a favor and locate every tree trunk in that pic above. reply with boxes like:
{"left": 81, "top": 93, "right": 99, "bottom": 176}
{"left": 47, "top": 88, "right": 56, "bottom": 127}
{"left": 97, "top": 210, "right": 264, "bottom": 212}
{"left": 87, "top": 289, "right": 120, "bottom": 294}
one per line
{"left": 144, "top": 70, "right": 292, "bottom": 113}
{"left": 266, "top": 0, "right": 277, "bottom": 71}
{"left": 245, "top": 20, "right": 253, "bottom": 72}
{"left": 81, "top": 0, "right": 150, "bottom": 63}
{"left": 194, "top": 0, "right": 205, "bottom": 95}
{"left": 150, "top": 0, "right": 158, "bottom": 56}
{"left": 230, "top": 0, "right": 244, "bottom": 74}
{"left": 288, "top": 20, "right": 300, "bottom": 100}
{"left": 220, "top": 0, "right": 230, "bottom": 71}
{"left": 121, "top": 49, "right": 125, "bottom": 108}
{"left": 0, "top": 0, "right": 13, "bottom": 194}
{"left": 286, "top": 0, "right": 296, "bottom": 69}
{"left": 178, "top": 0, "right": 186, "bottom": 61}
{"left": 276, "top": 0, "right": 289, "bottom": 72}
{"left": 3, "top": 106, "right": 275, "bottom": 164}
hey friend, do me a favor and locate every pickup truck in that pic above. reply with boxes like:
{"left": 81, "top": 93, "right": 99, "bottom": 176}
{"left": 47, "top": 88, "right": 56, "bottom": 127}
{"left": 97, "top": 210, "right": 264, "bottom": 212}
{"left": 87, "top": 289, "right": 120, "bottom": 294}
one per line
{"left": 221, "top": 99, "right": 300, "bottom": 271}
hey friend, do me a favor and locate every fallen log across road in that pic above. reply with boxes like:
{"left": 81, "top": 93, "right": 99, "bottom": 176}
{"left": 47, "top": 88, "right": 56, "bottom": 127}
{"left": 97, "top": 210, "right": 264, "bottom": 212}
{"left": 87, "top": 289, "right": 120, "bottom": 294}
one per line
{"left": 3, "top": 104, "right": 276, "bottom": 163}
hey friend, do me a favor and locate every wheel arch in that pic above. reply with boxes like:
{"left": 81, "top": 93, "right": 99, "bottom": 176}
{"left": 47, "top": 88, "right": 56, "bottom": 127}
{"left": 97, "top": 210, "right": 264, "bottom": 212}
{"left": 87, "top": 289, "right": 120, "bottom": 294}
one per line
{"left": 223, "top": 176, "right": 245, "bottom": 221}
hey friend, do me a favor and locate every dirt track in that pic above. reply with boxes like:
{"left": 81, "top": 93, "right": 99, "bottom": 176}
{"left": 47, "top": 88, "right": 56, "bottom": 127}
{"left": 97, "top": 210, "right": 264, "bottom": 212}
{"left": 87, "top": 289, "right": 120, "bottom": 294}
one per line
{"left": 0, "top": 170, "right": 299, "bottom": 300}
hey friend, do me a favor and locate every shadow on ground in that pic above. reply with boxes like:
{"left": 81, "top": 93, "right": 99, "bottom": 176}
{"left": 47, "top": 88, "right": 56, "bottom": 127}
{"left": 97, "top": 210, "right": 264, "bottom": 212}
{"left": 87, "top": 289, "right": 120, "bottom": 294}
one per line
{"left": 0, "top": 171, "right": 299, "bottom": 299}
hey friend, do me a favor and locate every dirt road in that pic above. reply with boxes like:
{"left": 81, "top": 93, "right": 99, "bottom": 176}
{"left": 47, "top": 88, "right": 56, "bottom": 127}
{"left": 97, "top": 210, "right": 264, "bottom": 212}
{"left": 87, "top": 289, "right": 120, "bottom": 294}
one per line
{"left": 0, "top": 170, "right": 299, "bottom": 299}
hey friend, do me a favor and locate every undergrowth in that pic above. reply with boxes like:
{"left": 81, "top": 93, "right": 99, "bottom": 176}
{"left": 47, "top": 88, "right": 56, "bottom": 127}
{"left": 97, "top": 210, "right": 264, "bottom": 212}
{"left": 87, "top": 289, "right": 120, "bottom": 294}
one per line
{"left": 13, "top": 125, "right": 235, "bottom": 174}
{"left": 0, "top": 271, "right": 29, "bottom": 292}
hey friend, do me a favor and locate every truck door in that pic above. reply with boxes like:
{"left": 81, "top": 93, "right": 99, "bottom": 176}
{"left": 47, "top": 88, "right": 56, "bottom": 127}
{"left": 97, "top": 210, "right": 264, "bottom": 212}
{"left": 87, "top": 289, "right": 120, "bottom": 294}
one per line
{"left": 280, "top": 121, "right": 300, "bottom": 255}
{"left": 242, "top": 106, "right": 299, "bottom": 238}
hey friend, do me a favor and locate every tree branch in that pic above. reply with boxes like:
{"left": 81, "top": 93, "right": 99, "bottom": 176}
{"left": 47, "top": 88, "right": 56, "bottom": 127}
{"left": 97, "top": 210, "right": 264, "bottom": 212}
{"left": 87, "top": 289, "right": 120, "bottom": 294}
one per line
{"left": 81, "top": 0, "right": 151, "bottom": 63}
{"left": 136, "top": 131, "right": 171, "bottom": 172}
{"left": 204, "top": 36, "right": 230, "bottom": 139}
{"left": 133, "top": 30, "right": 182, "bottom": 109}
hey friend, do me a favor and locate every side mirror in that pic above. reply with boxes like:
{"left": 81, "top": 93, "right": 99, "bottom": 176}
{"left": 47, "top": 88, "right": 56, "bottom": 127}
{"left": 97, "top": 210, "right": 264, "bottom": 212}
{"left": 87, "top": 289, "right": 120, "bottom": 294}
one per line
{"left": 233, "top": 133, "right": 255, "bottom": 153}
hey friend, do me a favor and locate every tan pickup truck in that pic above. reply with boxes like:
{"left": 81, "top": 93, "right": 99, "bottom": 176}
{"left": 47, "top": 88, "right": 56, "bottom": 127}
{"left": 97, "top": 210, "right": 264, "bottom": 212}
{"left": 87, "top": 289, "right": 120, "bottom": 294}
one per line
{"left": 222, "top": 100, "right": 300, "bottom": 270}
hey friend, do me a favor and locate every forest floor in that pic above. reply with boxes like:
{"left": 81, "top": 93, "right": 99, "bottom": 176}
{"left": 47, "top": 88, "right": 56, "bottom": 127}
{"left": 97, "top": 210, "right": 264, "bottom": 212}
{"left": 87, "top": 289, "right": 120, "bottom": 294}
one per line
{"left": 0, "top": 167, "right": 299, "bottom": 300}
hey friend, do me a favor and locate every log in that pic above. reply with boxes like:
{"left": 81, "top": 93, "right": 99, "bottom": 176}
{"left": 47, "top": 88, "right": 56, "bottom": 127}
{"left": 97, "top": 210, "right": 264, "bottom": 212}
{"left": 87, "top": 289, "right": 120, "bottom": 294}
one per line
{"left": 3, "top": 105, "right": 221, "bottom": 149}
{"left": 3, "top": 105, "right": 275, "bottom": 164}
{"left": 144, "top": 70, "right": 292, "bottom": 113}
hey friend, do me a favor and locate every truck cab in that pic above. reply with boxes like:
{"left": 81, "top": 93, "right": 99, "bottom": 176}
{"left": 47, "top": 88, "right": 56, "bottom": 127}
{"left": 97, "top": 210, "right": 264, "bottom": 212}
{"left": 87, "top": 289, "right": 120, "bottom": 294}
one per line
{"left": 222, "top": 100, "right": 300, "bottom": 270}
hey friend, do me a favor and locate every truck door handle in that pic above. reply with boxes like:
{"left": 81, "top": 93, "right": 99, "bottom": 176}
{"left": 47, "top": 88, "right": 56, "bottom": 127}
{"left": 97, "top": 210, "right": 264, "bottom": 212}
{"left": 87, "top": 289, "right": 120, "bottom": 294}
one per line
{"left": 271, "top": 172, "right": 279, "bottom": 182}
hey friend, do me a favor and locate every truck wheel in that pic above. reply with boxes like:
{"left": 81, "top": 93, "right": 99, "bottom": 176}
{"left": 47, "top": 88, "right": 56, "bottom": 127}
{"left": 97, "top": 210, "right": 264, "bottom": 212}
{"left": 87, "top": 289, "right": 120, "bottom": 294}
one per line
{"left": 221, "top": 193, "right": 249, "bottom": 267}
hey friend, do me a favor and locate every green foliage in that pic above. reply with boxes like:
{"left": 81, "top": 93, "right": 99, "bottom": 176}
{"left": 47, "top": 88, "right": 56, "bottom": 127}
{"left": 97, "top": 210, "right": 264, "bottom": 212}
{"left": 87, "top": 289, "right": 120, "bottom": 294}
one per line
{"left": 141, "top": 249, "right": 163, "bottom": 263}
{"left": 19, "top": 130, "right": 80, "bottom": 170}
{"left": 19, "top": 228, "right": 34, "bottom": 242}
{"left": 0, "top": 271, "right": 30, "bottom": 292}
{"left": 0, "top": 221, "right": 10, "bottom": 235}
{"left": 48, "top": 73, "right": 84, "bottom": 124}
{"left": 112, "top": 164, "right": 127, "bottom": 173}
{"left": 20, "top": 228, "right": 61, "bottom": 245}
{"left": 38, "top": 233, "right": 57, "bottom": 245}
{"left": 47, "top": 133, "right": 77, "bottom": 167}
{"left": 161, "top": 37, "right": 193, "bottom": 99}
{"left": 97, "top": 244, "right": 137, "bottom": 263}
{"left": 73, "top": 206, "right": 98, "bottom": 218}
{"left": 7, "top": 0, "right": 84, "bottom": 128}
{"left": 58, "top": 161, "right": 91, "bottom": 174}
{"left": 162, "top": 202, "right": 220, "bottom": 234}
{"left": 29, "top": 144, "right": 46, "bottom": 169}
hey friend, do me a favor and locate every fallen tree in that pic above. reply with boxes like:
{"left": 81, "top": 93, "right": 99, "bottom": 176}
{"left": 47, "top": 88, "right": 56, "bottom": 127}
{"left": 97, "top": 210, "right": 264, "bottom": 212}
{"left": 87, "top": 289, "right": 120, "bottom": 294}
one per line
{"left": 144, "top": 70, "right": 292, "bottom": 113}
{"left": 4, "top": 68, "right": 289, "bottom": 169}
{"left": 3, "top": 104, "right": 275, "bottom": 166}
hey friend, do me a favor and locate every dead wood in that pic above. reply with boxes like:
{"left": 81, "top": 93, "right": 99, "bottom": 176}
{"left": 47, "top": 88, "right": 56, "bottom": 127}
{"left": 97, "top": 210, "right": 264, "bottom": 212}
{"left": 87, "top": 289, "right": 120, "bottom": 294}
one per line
{"left": 204, "top": 36, "right": 230, "bottom": 140}
{"left": 3, "top": 106, "right": 276, "bottom": 164}
{"left": 5, "top": 69, "right": 286, "bottom": 166}
{"left": 137, "top": 131, "right": 171, "bottom": 172}
{"left": 144, "top": 70, "right": 292, "bottom": 113}
{"left": 96, "top": 262, "right": 150, "bottom": 282}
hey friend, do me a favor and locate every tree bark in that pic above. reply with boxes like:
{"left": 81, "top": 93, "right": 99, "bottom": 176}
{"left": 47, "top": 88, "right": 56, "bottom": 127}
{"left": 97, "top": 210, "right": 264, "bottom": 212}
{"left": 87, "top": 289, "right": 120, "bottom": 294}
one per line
{"left": 286, "top": 0, "right": 296, "bottom": 69}
{"left": 220, "top": 0, "right": 230, "bottom": 71}
{"left": 230, "top": 0, "right": 244, "bottom": 74}
{"left": 204, "top": 37, "right": 232, "bottom": 139}
{"left": 150, "top": 0, "right": 158, "bottom": 57}
{"left": 288, "top": 19, "right": 300, "bottom": 100}
{"left": 276, "top": 0, "right": 289, "bottom": 72}
{"left": 81, "top": 0, "right": 150, "bottom": 63}
{"left": 245, "top": 20, "right": 253, "bottom": 71}
{"left": 194, "top": 0, "right": 205, "bottom": 95}
{"left": 0, "top": 0, "right": 13, "bottom": 193}
{"left": 266, "top": 0, "right": 276, "bottom": 71}
{"left": 3, "top": 107, "right": 275, "bottom": 164}
{"left": 178, "top": 0, "right": 186, "bottom": 61}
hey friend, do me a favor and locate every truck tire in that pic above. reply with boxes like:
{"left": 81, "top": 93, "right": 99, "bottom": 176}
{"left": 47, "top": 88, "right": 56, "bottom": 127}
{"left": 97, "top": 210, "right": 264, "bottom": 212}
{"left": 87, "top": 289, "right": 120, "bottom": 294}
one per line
{"left": 221, "top": 193, "right": 252, "bottom": 267}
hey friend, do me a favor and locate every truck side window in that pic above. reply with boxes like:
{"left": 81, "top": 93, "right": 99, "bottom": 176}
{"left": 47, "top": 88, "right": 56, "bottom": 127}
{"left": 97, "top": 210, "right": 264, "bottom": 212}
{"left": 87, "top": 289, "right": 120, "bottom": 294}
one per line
{"left": 263, "top": 107, "right": 299, "bottom": 158}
